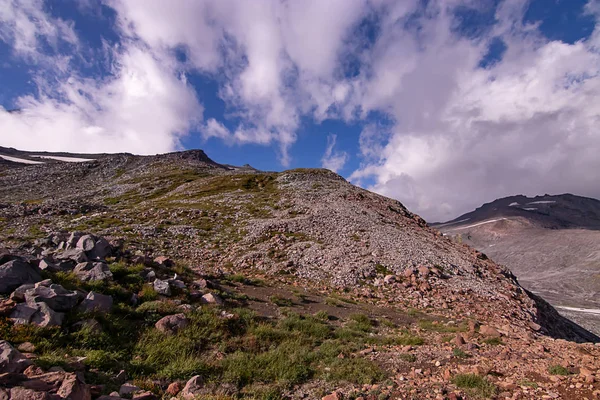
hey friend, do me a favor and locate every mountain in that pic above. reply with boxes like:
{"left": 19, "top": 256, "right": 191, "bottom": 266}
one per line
{"left": 434, "top": 194, "right": 600, "bottom": 337}
{"left": 0, "top": 149, "right": 599, "bottom": 400}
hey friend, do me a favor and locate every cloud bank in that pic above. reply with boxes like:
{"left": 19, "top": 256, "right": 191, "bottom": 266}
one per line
{"left": 0, "top": 0, "right": 599, "bottom": 221}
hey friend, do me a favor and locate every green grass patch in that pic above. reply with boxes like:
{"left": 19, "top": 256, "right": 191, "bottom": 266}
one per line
{"left": 452, "top": 374, "right": 497, "bottom": 399}
{"left": 548, "top": 365, "right": 570, "bottom": 376}
{"left": 482, "top": 337, "right": 503, "bottom": 346}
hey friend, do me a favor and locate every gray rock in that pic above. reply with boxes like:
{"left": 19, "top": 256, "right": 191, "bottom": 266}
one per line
{"left": 34, "top": 279, "right": 52, "bottom": 287}
{"left": 38, "top": 259, "right": 62, "bottom": 273}
{"left": 76, "top": 235, "right": 96, "bottom": 252}
{"left": 0, "top": 260, "right": 42, "bottom": 294}
{"left": 30, "top": 302, "right": 64, "bottom": 327}
{"left": 57, "top": 372, "right": 91, "bottom": 400}
{"left": 180, "top": 375, "right": 204, "bottom": 399}
{"left": 10, "top": 284, "right": 35, "bottom": 302}
{"left": 201, "top": 293, "right": 223, "bottom": 305}
{"left": 155, "top": 313, "right": 189, "bottom": 334}
{"left": 87, "top": 237, "right": 111, "bottom": 260}
{"left": 66, "top": 232, "right": 85, "bottom": 249}
{"left": 78, "top": 292, "right": 113, "bottom": 313}
{"left": 56, "top": 249, "right": 88, "bottom": 263}
{"left": 153, "top": 279, "right": 171, "bottom": 296}
{"left": 25, "top": 284, "right": 81, "bottom": 311}
{"left": 168, "top": 279, "right": 186, "bottom": 289}
{"left": 9, "top": 387, "right": 50, "bottom": 400}
{"left": 383, "top": 274, "right": 396, "bottom": 284}
{"left": 119, "top": 382, "right": 141, "bottom": 397}
{"left": 11, "top": 302, "right": 64, "bottom": 327}
{"left": 74, "top": 262, "right": 113, "bottom": 282}
{"left": 145, "top": 270, "right": 156, "bottom": 282}
{"left": 0, "top": 340, "right": 32, "bottom": 373}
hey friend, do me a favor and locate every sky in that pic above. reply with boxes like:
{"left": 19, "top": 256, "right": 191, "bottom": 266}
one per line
{"left": 0, "top": 0, "right": 599, "bottom": 222}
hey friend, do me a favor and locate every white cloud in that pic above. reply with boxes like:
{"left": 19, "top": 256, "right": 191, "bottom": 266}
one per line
{"left": 321, "top": 134, "right": 349, "bottom": 173}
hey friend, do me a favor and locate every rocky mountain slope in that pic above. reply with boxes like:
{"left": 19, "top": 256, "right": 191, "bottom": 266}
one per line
{"left": 434, "top": 194, "right": 600, "bottom": 337}
{"left": 0, "top": 150, "right": 599, "bottom": 400}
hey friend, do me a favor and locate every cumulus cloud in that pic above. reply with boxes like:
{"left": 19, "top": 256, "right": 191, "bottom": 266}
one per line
{"left": 1, "top": 0, "right": 600, "bottom": 222}
{"left": 321, "top": 134, "right": 349, "bottom": 173}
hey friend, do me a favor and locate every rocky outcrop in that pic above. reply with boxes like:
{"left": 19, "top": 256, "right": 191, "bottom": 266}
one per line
{"left": 73, "top": 262, "right": 112, "bottom": 282}
{"left": 24, "top": 284, "right": 81, "bottom": 312}
{"left": 78, "top": 292, "right": 113, "bottom": 313}
{"left": 0, "top": 341, "right": 31, "bottom": 373}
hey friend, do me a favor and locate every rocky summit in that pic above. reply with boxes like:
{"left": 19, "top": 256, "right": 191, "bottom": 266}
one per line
{"left": 0, "top": 148, "right": 599, "bottom": 400}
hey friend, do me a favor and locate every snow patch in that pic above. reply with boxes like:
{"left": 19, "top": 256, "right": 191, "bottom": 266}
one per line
{"left": 523, "top": 208, "right": 537, "bottom": 211}
{"left": 509, "top": 202, "right": 519, "bottom": 206}
{"left": 527, "top": 201, "right": 556, "bottom": 205}
{"left": 32, "top": 155, "right": 94, "bottom": 162}
{"left": 0, "top": 154, "right": 44, "bottom": 164}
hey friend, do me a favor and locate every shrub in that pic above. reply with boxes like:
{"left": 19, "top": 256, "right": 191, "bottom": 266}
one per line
{"left": 452, "top": 374, "right": 497, "bottom": 398}
{"left": 482, "top": 337, "right": 503, "bottom": 346}
{"left": 269, "top": 295, "right": 293, "bottom": 307}
{"left": 548, "top": 365, "right": 570, "bottom": 376}
{"left": 321, "top": 357, "right": 385, "bottom": 384}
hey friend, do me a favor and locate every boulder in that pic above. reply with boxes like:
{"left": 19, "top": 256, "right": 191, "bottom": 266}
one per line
{"left": 201, "top": 293, "right": 223, "bottom": 305}
{"left": 17, "top": 342, "right": 35, "bottom": 353}
{"left": 57, "top": 372, "right": 91, "bottom": 400}
{"left": 153, "top": 279, "right": 171, "bottom": 296}
{"left": 25, "top": 284, "right": 81, "bottom": 311}
{"left": 153, "top": 256, "right": 173, "bottom": 268}
{"left": 87, "top": 237, "right": 112, "bottom": 260}
{"left": 155, "top": 313, "right": 189, "bottom": 334}
{"left": 480, "top": 325, "right": 501, "bottom": 338}
{"left": 9, "top": 387, "right": 50, "bottom": 400}
{"left": 56, "top": 249, "right": 88, "bottom": 263}
{"left": 74, "top": 262, "right": 112, "bottom": 282}
{"left": 0, "top": 341, "right": 32, "bottom": 373}
{"left": 76, "top": 235, "right": 96, "bottom": 252}
{"left": 166, "top": 381, "right": 182, "bottom": 396}
{"left": 180, "top": 375, "right": 204, "bottom": 399}
{"left": 11, "top": 303, "right": 64, "bottom": 327}
{"left": 66, "top": 232, "right": 85, "bottom": 249}
{"left": 0, "top": 260, "right": 42, "bottom": 294}
{"left": 10, "top": 284, "right": 35, "bottom": 302}
{"left": 168, "top": 279, "right": 186, "bottom": 289}
{"left": 78, "top": 292, "right": 113, "bottom": 313}
{"left": 0, "top": 299, "right": 15, "bottom": 316}
{"left": 132, "top": 391, "right": 158, "bottom": 400}
{"left": 119, "top": 383, "right": 141, "bottom": 397}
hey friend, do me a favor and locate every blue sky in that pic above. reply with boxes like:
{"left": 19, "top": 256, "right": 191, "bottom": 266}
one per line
{"left": 1, "top": 0, "right": 599, "bottom": 221}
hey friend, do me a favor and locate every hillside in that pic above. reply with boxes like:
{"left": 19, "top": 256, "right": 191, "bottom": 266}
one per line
{"left": 434, "top": 194, "right": 600, "bottom": 337}
{"left": 0, "top": 150, "right": 599, "bottom": 400}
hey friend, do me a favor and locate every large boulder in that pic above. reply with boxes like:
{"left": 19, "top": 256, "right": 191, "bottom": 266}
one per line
{"left": 38, "top": 259, "right": 73, "bottom": 273}
{"left": 25, "top": 284, "right": 81, "bottom": 312}
{"left": 87, "top": 237, "right": 112, "bottom": 261}
{"left": 74, "top": 262, "right": 113, "bottom": 282}
{"left": 10, "top": 284, "right": 35, "bottom": 302}
{"left": 76, "top": 235, "right": 96, "bottom": 252}
{"left": 78, "top": 292, "right": 113, "bottom": 313}
{"left": 10, "top": 302, "right": 64, "bottom": 327}
{"left": 0, "top": 341, "right": 32, "bottom": 373}
{"left": 155, "top": 314, "right": 189, "bottom": 334}
{"left": 0, "top": 260, "right": 42, "bottom": 294}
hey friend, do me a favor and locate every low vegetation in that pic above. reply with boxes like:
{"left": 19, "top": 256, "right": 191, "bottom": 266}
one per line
{"left": 452, "top": 373, "right": 498, "bottom": 398}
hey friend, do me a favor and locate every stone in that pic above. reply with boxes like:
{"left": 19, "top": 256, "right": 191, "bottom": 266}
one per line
{"left": 0, "top": 260, "right": 42, "bottom": 294}
{"left": 528, "top": 321, "right": 542, "bottom": 331}
{"left": 132, "top": 391, "right": 158, "bottom": 400}
{"left": 154, "top": 256, "right": 173, "bottom": 268}
{"left": 0, "top": 388, "right": 7, "bottom": 400}
{"left": 418, "top": 265, "right": 430, "bottom": 276}
{"left": 25, "top": 284, "right": 81, "bottom": 311}
{"left": 119, "top": 383, "right": 141, "bottom": 397}
{"left": 66, "top": 232, "right": 85, "bottom": 249}
{"left": 403, "top": 268, "right": 415, "bottom": 278}
{"left": 180, "top": 375, "right": 204, "bottom": 399}
{"left": 201, "top": 293, "right": 223, "bottom": 305}
{"left": 10, "top": 284, "right": 35, "bottom": 302}
{"left": 57, "top": 372, "right": 91, "bottom": 400}
{"left": 9, "top": 387, "right": 50, "bottom": 400}
{"left": 30, "top": 302, "right": 64, "bottom": 327}
{"left": 155, "top": 314, "right": 189, "bottom": 334}
{"left": 480, "top": 325, "right": 501, "bottom": 338}
{"left": 168, "top": 279, "right": 186, "bottom": 289}
{"left": 74, "top": 262, "right": 113, "bottom": 282}
{"left": 153, "top": 279, "right": 171, "bottom": 296}
{"left": 38, "top": 259, "right": 64, "bottom": 273}
{"left": 455, "top": 334, "right": 466, "bottom": 346}
{"left": 35, "top": 279, "right": 52, "bottom": 288}
{"left": 145, "top": 270, "right": 156, "bottom": 282}
{"left": 383, "top": 274, "right": 396, "bottom": 284}
{"left": 0, "top": 341, "right": 32, "bottom": 373}
{"left": 56, "top": 249, "right": 88, "bottom": 263}
{"left": 78, "top": 292, "right": 113, "bottom": 313}
{"left": 17, "top": 342, "right": 35, "bottom": 353}
{"left": 87, "top": 237, "right": 112, "bottom": 261}
{"left": 0, "top": 299, "right": 15, "bottom": 316}
{"left": 76, "top": 235, "right": 96, "bottom": 252}
{"left": 10, "top": 304, "right": 38, "bottom": 325}
{"left": 322, "top": 393, "right": 341, "bottom": 400}
{"left": 166, "top": 381, "right": 182, "bottom": 396}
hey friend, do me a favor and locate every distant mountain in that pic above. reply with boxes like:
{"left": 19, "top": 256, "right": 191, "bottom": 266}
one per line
{"left": 436, "top": 193, "right": 600, "bottom": 230}
{"left": 435, "top": 193, "right": 600, "bottom": 336}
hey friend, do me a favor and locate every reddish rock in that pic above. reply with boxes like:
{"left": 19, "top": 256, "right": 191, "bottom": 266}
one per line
{"left": 133, "top": 391, "right": 158, "bottom": 400}
{"left": 166, "top": 381, "right": 183, "bottom": 396}
{"left": 10, "top": 387, "right": 50, "bottom": 400}
{"left": 322, "top": 393, "right": 342, "bottom": 400}
{"left": 454, "top": 334, "right": 466, "bottom": 346}
{"left": 57, "top": 372, "right": 91, "bottom": 400}
{"left": 0, "top": 299, "right": 15, "bottom": 316}
{"left": 180, "top": 375, "right": 204, "bottom": 399}
{"left": 479, "top": 325, "right": 501, "bottom": 338}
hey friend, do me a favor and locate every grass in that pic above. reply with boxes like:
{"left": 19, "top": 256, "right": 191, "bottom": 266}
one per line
{"left": 482, "top": 337, "right": 503, "bottom": 346}
{"left": 418, "top": 320, "right": 467, "bottom": 333}
{"left": 518, "top": 379, "right": 538, "bottom": 388}
{"left": 452, "top": 374, "right": 497, "bottom": 398}
{"left": 269, "top": 295, "right": 293, "bottom": 307}
{"left": 452, "top": 347, "right": 470, "bottom": 359}
{"left": 548, "top": 365, "right": 571, "bottom": 376}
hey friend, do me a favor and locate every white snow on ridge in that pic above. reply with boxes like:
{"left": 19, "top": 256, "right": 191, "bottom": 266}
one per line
{"left": 523, "top": 208, "right": 537, "bottom": 211}
{"left": 0, "top": 154, "right": 44, "bottom": 164}
{"left": 32, "top": 155, "right": 94, "bottom": 162}
{"left": 446, "top": 218, "right": 508, "bottom": 230}
{"left": 556, "top": 306, "right": 600, "bottom": 316}
{"left": 509, "top": 202, "right": 519, "bottom": 206}
{"left": 527, "top": 201, "right": 556, "bottom": 205}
